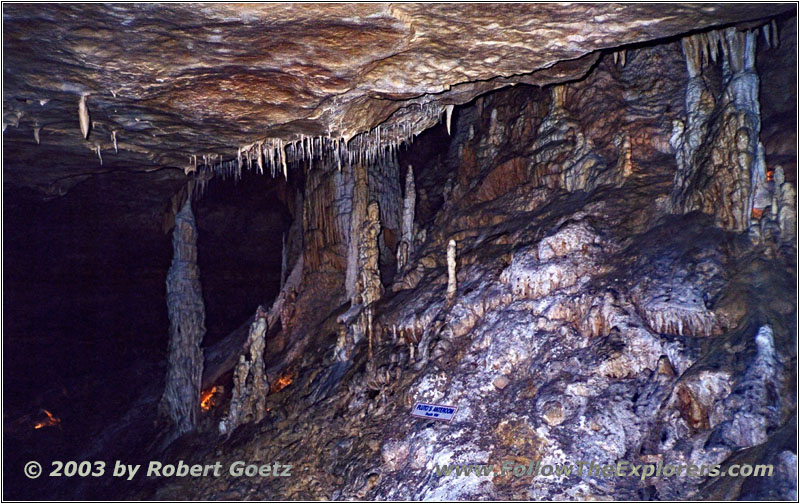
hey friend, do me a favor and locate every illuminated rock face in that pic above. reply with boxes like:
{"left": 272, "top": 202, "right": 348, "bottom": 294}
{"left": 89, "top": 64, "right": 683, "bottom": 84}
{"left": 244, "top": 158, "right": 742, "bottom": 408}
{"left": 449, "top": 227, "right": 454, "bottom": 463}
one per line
{"left": 128, "top": 22, "right": 794, "bottom": 501}
{"left": 670, "top": 28, "right": 767, "bottom": 232}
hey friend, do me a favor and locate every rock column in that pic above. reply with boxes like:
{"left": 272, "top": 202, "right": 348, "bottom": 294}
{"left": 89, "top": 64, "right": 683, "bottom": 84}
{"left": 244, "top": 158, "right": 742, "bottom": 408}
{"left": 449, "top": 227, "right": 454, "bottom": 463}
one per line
{"left": 161, "top": 195, "right": 206, "bottom": 436}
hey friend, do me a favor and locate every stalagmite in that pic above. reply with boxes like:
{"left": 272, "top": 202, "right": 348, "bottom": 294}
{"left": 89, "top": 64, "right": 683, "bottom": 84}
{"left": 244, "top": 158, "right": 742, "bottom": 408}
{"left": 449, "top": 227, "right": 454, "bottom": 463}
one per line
{"left": 78, "top": 95, "right": 90, "bottom": 139}
{"left": 357, "top": 201, "right": 384, "bottom": 361}
{"left": 447, "top": 239, "right": 457, "bottom": 299}
{"left": 397, "top": 165, "right": 416, "bottom": 270}
{"left": 219, "top": 311, "right": 268, "bottom": 436}
{"left": 281, "top": 140, "right": 287, "bottom": 179}
{"left": 346, "top": 162, "right": 369, "bottom": 300}
{"left": 160, "top": 193, "right": 206, "bottom": 436}
{"left": 765, "top": 166, "right": 797, "bottom": 245}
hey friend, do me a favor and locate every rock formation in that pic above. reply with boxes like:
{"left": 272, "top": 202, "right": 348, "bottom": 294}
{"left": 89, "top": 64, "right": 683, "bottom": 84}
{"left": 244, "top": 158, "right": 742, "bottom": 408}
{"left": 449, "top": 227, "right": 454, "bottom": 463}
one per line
{"left": 357, "top": 202, "right": 384, "bottom": 361}
{"left": 670, "top": 27, "right": 770, "bottom": 232}
{"left": 142, "top": 23, "right": 791, "bottom": 500}
{"left": 446, "top": 239, "right": 457, "bottom": 299}
{"left": 2, "top": 5, "right": 796, "bottom": 502}
{"left": 218, "top": 313, "right": 268, "bottom": 436}
{"left": 397, "top": 166, "right": 416, "bottom": 271}
{"left": 160, "top": 193, "right": 206, "bottom": 436}
{"left": 3, "top": 4, "right": 793, "bottom": 198}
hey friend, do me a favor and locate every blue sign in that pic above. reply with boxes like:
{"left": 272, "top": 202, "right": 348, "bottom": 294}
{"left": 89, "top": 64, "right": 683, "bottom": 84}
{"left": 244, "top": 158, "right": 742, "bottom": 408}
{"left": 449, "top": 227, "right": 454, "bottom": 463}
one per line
{"left": 411, "top": 402, "right": 458, "bottom": 422}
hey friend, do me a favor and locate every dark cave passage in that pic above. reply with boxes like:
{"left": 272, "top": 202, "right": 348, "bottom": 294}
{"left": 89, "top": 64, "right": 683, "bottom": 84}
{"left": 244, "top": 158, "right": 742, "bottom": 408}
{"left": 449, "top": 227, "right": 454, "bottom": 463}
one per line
{"left": 2, "top": 164, "right": 296, "bottom": 500}
{"left": 194, "top": 169, "right": 294, "bottom": 346}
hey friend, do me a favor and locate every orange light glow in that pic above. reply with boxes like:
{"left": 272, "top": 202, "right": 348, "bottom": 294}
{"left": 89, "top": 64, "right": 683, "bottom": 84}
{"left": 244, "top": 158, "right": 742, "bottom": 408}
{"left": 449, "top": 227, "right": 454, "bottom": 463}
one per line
{"left": 272, "top": 371, "right": 294, "bottom": 393}
{"left": 33, "top": 409, "right": 61, "bottom": 430}
{"left": 200, "top": 386, "right": 219, "bottom": 411}
{"left": 766, "top": 169, "right": 774, "bottom": 182}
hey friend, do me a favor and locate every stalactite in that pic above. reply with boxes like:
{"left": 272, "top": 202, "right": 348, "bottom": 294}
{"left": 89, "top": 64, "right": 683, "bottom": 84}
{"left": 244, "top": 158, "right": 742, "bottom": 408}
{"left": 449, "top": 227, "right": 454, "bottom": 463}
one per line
{"left": 78, "top": 95, "right": 90, "bottom": 139}
{"left": 670, "top": 25, "right": 774, "bottom": 233}
{"left": 160, "top": 192, "right": 206, "bottom": 436}
{"left": 445, "top": 105, "right": 454, "bottom": 135}
{"left": 613, "top": 49, "right": 627, "bottom": 67}
{"left": 198, "top": 98, "right": 443, "bottom": 192}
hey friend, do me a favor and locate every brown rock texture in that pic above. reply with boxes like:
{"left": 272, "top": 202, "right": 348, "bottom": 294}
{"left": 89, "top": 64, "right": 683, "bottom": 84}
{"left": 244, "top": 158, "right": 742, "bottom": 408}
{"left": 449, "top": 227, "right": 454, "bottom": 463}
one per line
{"left": 128, "top": 25, "right": 794, "bottom": 501}
{"left": 2, "top": 3, "right": 793, "bottom": 191}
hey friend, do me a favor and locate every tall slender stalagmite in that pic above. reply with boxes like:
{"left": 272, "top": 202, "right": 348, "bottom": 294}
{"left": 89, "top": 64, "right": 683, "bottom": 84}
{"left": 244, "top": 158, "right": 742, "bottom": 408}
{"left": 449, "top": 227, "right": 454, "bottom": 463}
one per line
{"left": 160, "top": 191, "right": 206, "bottom": 436}
{"left": 346, "top": 162, "right": 369, "bottom": 301}
{"left": 447, "top": 239, "right": 457, "bottom": 299}
{"left": 397, "top": 165, "right": 416, "bottom": 270}
{"left": 358, "top": 202, "right": 384, "bottom": 360}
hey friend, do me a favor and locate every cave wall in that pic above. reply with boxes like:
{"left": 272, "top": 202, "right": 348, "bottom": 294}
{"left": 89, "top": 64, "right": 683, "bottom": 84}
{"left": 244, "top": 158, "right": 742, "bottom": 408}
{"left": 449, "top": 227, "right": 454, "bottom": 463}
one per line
{"left": 3, "top": 7, "right": 796, "bottom": 502}
{"left": 149, "top": 20, "right": 797, "bottom": 501}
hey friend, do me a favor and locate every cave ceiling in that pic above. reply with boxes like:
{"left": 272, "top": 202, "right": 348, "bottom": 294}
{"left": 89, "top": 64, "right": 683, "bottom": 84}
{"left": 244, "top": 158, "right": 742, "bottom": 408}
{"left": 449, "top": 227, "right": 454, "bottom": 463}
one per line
{"left": 2, "top": 3, "right": 794, "bottom": 197}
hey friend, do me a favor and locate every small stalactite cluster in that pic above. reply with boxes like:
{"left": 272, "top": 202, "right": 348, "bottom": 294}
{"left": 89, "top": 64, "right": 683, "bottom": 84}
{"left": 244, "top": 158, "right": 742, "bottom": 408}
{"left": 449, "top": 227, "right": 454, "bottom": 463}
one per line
{"left": 191, "top": 101, "right": 442, "bottom": 179}
{"left": 160, "top": 192, "right": 206, "bottom": 436}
